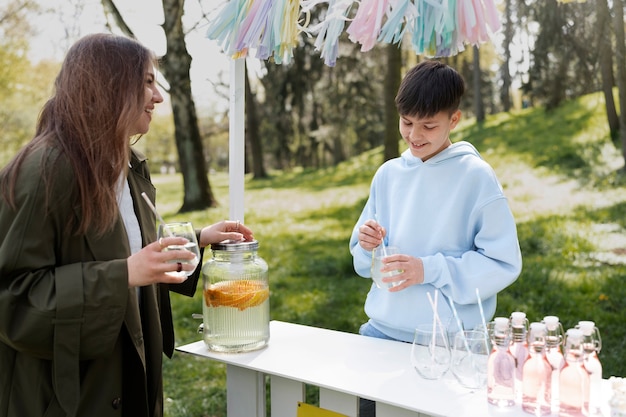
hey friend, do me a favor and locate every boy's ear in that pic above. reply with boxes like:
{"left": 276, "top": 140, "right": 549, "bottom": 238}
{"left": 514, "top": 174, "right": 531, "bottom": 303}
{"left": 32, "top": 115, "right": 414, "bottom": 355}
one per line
{"left": 450, "top": 110, "right": 462, "bottom": 128}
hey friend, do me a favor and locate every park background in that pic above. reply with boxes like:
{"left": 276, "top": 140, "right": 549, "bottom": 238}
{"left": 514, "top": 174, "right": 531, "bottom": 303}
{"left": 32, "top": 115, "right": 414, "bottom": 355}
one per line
{"left": 2, "top": 1, "right": 626, "bottom": 416}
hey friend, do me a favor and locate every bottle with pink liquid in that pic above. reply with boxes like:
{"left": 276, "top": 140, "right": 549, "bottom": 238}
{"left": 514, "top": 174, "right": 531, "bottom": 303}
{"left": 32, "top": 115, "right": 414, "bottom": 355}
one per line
{"left": 487, "top": 317, "right": 516, "bottom": 407}
{"left": 559, "top": 328, "right": 590, "bottom": 417}
{"left": 522, "top": 322, "right": 552, "bottom": 416}
{"left": 543, "top": 315, "right": 565, "bottom": 413}
{"left": 509, "top": 311, "right": 529, "bottom": 403}
{"left": 577, "top": 321, "right": 602, "bottom": 416}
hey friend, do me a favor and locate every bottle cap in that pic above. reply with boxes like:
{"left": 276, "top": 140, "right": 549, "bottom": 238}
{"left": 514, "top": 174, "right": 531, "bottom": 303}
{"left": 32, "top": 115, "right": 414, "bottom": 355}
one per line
{"left": 542, "top": 315, "right": 559, "bottom": 330}
{"left": 566, "top": 328, "right": 583, "bottom": 342}
{"left": 530, "top": 322, "right": 546, "bottom": 331}
{"left": 511, "top": 311, "right": 526, "bottom": 324}
{"left": 494, "top": 317, "right": 509, "bottom": 330}
{"left": 577, "top": 321, "right": 595, "bottom": 335}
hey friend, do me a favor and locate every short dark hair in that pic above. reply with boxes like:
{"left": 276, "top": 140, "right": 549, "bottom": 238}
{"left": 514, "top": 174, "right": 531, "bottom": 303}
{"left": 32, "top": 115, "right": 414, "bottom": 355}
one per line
{"left": 395, "top": 60, "right": 465, "bottom": 118}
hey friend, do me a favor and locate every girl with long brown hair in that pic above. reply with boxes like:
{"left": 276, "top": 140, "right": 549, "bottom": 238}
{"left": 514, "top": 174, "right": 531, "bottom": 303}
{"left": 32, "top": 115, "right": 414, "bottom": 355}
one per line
{"left": 0, "top": 33, "right": 253, "bottom": 417}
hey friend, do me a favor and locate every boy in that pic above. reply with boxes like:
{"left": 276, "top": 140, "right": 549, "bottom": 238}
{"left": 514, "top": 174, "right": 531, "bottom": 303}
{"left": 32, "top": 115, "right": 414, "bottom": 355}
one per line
{"left": 349, "top": 60, "right": 522, "bottom": 343}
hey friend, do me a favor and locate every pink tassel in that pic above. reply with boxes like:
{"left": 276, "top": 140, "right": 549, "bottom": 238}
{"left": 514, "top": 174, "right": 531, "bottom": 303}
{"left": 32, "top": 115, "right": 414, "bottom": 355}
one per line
{"left": 346, "top": 0, "right": 390, "bottom": 52}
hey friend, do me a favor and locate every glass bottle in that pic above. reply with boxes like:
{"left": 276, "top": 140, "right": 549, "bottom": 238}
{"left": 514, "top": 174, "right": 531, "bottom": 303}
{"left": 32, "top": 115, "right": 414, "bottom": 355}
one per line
{"left": 577, "top": 321, "right": 602, "bottom": 416}
{"left": 522, "top": 322, "right": 552, "bottom": 416}
{"left": 202, "top": 240, "right": 270, "bottom": 352}
{"left": 509, "top": 311, "right": 529, "bottom": 403}
{"left": 559, "top": 328, "right": 590, "bottom": 417}
{"left": 487, "top": 317, "right": 516, "bottom": 407}
{"left": 543, "top": 315, "right": 565, "bottom": 414}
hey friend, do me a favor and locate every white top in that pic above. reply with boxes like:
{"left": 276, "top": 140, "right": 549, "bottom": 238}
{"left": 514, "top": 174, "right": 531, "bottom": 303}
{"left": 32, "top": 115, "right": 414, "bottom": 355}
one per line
{"left": 116, "top": 172, "right": 142, "bottom": 255}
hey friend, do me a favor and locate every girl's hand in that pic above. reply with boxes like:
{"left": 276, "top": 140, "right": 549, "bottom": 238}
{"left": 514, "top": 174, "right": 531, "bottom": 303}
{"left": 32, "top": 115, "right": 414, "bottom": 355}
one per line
{"left": 127, "top": 237, "right": 196, "bottom": 287}
{"left": 198, "top": 220, "right": 254, "bottom": 248}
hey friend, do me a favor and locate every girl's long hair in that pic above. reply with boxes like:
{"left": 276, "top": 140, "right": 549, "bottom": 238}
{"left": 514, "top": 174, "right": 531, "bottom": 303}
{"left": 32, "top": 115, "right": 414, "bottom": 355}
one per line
{"left": 1, "top": 33, "right": 157, "bottom": 236}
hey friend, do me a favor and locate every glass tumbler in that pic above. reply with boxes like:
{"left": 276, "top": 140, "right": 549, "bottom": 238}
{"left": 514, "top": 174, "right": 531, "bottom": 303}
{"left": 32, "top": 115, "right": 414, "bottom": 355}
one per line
{"left": 158, "top": 222, "right": 200, "bottom": 278}
{"left": 451, "top": 330, "right": 490, "bottom": 389}
{"left": 411, "top": 323, "right": 451, "bottom": 380}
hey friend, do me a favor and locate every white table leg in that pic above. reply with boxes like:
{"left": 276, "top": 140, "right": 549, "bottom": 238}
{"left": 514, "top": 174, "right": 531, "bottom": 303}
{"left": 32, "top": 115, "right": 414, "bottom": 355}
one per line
{"left": 227, "top": 364, "right": 266, "bottom": 417}
{"left": 319, "top": 387, "right": 358, "bottom": 417}
{"left": 270, "top": 375, "right": 305, "bottom": 417}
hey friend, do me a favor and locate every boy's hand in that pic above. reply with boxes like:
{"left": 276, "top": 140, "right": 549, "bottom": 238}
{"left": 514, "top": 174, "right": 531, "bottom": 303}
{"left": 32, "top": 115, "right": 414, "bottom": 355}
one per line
{"left": 358, "top": 219, "right": 386, "bottom": 251}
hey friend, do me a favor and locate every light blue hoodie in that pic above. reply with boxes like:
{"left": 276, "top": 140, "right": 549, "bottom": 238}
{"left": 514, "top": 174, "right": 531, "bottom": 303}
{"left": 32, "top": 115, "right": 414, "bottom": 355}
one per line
{"left": 349, "top": 141, "right": 522, "bottom": 342}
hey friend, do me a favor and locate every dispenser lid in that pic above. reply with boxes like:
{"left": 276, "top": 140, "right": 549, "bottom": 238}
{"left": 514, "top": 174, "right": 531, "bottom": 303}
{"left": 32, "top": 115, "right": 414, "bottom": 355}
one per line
{"left": 211, "top": 239, "right": 259, "bottom": 252}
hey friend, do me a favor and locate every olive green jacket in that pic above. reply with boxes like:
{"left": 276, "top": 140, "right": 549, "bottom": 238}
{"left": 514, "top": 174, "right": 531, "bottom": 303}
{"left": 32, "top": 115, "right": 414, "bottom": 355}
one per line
{"left": 0, "top": 147, "right": 199, "bottom": 417}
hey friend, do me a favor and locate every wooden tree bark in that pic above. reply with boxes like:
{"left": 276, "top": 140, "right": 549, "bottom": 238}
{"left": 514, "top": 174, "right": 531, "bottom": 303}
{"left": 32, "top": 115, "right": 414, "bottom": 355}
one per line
{"left": 101, "top": 0, "right": 217, "bottom": 211}
{"left": 384, "top": 44, "right": 401, "bottom": 162}
{"left": 596, "top": 0, "right": 619, "bottom": 144}
{"left": 473, "top": 46, "right": 485, "bottom": 123}
{"left": 160, "top": 0, "right": 216, "bottom": 210}
{"left": 500, "top": 0, "right": 513, "bottom": 112}
{"left": 612, "top": 0, "right": 626, "bottom": 171}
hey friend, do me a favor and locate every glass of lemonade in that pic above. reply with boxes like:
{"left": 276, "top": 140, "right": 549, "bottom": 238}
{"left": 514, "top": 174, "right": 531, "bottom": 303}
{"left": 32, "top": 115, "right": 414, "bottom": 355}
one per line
{"left": 371, "top": 245, "right": 403, "bottom": 289}
{"left": 158, "top": 222, "right": 200, "bottom": 278}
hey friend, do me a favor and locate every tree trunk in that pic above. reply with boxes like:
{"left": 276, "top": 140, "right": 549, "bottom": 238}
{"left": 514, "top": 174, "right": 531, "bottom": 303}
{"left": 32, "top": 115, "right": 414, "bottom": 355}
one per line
{"left": 613, "top": 0, "right": 626, "bottom": 170}
{"left": 473, "top": 46, "right": 485, "bottom": 123}
{"left": 100, "top": 0, "right": 217, "bottom": 211}
{"left": 596, "top": 0, "right": 619, "bottom": 145}
{"left": 244, "top": 64, "right": 267, "bottom": 179}
{"left": 161, "top": 0, "right": 216, "bottom": 211}
{"left": 384, "top": 44, "right": 402, "bottom": 162}
{"left": 500, "top": 0, "right": 513, "bottom": 112}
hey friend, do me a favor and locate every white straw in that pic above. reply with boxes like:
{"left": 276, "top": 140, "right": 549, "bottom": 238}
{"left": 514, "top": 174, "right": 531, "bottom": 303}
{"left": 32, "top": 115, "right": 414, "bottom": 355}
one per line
{"left": 428, "top": 291, "right": 438, "bottom": 360}
{"left": 426, "top": 290, "right": 452, "bottom": 362}
{"left": 426, "top": 291, "right": 447, "bottom": 330}
{"left": 140, "top": 192, "right": 172, "bottom": 237}
{"left": 443, "top": 292, "right": 470, "bottom": 352}
{"left": 475, "top": 288, "right": 490, "bottom": 348}
{"left": 373, "top": 213, "right": 388, "bottom": 257}
{"left": 475, "top": 288, "right": 488, "bottom": 333}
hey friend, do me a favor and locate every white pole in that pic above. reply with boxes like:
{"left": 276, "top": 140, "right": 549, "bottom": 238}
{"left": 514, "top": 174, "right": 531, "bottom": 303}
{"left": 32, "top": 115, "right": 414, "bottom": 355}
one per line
{"left": 229, "top": 58, "right": 245, "bottom": 223}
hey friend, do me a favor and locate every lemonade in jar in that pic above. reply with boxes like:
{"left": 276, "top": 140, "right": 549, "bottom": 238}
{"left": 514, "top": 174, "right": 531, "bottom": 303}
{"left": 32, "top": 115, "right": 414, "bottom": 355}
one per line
{"left": 202, "top": 240, "right": 269, "bottom": 352}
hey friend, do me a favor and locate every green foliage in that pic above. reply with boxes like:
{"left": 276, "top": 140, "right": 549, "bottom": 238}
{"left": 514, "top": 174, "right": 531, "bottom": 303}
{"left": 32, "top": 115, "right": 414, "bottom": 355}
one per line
{"left": 160, "top": 92, "right": 625, "bottom": 416}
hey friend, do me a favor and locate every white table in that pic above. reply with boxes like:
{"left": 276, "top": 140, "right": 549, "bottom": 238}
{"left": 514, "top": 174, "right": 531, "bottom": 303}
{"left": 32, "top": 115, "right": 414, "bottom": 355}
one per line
{"left": 176, "top": 320, "right": 611, "bottom": 417}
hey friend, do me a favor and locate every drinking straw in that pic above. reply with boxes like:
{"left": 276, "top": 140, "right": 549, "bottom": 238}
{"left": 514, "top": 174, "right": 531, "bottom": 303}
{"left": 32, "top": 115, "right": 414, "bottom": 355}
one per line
{"left": 427, "top": 290, "right": 439, "bottom": 360}
{"left": 426, "top": 289, "right": 457, "bottom": 361}
{"left": 431, "top": 290, "right": 439, "bottom": 357}
{"left": 426, "top": 291, "right": 446, "bottom": 331}
{"left": 373, "top": 213, "right": 388, "bottom": 257}
{"left": 442, "top": 291, "right": 470, "bottom": 352}
{"left": 475, "top": 288, "right": 488, "bottom": 333}
{"left": 140, "top": 192, "right": 172, "bottom": 237}
{"left": 475, "top": 288, "right": 490, "bottom": 347}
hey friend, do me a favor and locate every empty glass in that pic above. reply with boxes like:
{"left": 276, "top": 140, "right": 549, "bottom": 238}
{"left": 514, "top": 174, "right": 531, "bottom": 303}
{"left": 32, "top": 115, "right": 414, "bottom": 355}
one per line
{"left": 158, "top": 222, "right": 200, "bottom": 277}
{"left": 411, "top": 323, "right": 451, "bottom": 380}
{"left": 451, "top": 330, "right": 490, "bottom": 390}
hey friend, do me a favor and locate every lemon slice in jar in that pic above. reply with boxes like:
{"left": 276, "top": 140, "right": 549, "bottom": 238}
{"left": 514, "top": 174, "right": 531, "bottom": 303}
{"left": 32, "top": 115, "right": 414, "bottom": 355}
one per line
{"left": 204, "top": 280, "right": 269, "bottom": 311}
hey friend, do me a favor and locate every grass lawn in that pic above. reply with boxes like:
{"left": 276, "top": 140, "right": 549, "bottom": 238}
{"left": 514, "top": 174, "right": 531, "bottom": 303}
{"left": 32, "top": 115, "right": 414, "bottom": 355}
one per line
{"left": 158, "top": 92, "right": 626, "bottom": 416}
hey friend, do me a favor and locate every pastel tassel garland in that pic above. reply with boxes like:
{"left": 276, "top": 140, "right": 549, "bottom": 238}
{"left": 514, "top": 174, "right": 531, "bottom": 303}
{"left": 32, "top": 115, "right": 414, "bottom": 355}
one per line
{"left": 205, "top": 0, "right": 503, "bottom": 65}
